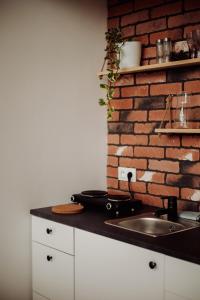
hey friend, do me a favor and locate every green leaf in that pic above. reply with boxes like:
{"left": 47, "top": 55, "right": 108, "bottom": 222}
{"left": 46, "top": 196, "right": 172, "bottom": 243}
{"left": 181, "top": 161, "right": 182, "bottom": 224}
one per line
{"left": 100, "top": 83, "right": 108, "bottom": 90}
{"left": 98, "top": 98, "right": 106, "bottom": 106}
{"left": 108, "top": 88, "right": 114, "bottom": 99}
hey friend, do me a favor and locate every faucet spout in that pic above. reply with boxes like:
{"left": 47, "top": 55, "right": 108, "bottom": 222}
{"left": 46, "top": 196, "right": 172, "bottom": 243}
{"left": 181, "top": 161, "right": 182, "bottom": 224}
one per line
{"left": 155, "top": 196, "right": 178, "bottom": 221}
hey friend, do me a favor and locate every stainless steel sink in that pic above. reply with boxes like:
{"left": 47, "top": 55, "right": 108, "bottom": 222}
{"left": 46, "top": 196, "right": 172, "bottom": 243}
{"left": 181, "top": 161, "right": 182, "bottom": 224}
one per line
{"left": 105, "top": 212, "right": 200, "bottom": 237}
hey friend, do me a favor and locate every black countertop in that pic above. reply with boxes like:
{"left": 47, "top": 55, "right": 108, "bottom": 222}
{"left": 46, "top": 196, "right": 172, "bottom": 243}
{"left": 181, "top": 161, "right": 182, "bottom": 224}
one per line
{"left": 30, "top": 206, "right": 200, "bottom": 265}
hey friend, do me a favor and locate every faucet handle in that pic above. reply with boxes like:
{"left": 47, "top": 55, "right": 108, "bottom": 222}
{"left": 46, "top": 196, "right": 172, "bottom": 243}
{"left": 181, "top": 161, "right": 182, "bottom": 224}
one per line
{"left": 161, "top": 196, "right": 177, "bottom": 205}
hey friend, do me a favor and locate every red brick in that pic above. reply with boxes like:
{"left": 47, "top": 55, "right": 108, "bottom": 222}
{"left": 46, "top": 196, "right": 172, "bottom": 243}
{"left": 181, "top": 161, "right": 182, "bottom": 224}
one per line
{"left": 108, "top": 2, "right": 133, "bottom": 17}
{"left": 184, "top": 24, "right": 200, "bottom": 36}
{"left": 166, "top": 148, "right": 199, "bottom": 161}
{"left": 151, "top": 1, "right": 182, "bottom": 18}
{"left": 120, "top": 181, "right": 146, "bottom": 193}
{"left": 182, "top": 136, "right": 200, "bottom": 148}
{"left": 107, "top": 156, "right": 118, "bottom": 167}
{"left": 121, "top": 134, "right": 148, "bottom": 145}
{"left": 184, "top": 0, "right": 200, "bottom": 10}
{"left": 142, "top": 47, "right": 156, "bottom": 59}
{"left": 149, "top": 159, "right": 179, "bottom": 173}
{"left": 136, "top": 18, "right": 166, "bottom": 35}
{"left": 135, "top": 0, "right": 163, "bottom": 10}
{"left": 149, "top": 109, "right": 170, "bottom": 121}
{"left": 122, "top": 26, "right": 135, "bottom": 38}
{"left": 108, "top": 145, "right": 133, "bottom": 157}
{"left": 115, "top": 74, "right": 134, "bottom": 87}
{"left": 107, "top": 166, "right": 118, "bottom": 178}
{"left": 121, "top": 85, "right": 148, "bottom": 97}
{"left": 134, "top": 123, "right": 156, "bottom": 134}
{"left": 150, "top": 83, "right": 182, "bottom": 96}
{"left": 166, "top": 174, "right": 182, "bottom": 185}
{"left": 182, "top": 162, "right": 200, "bottom": 175}
{"left": 184, "top": 80, "right": 200, "bottom": 94}
{"left": 107, "top": 177, "right": 118, "bottom": 189}
{"left": 134, "top": 146, "right": 164, "bottom": 158}
{"left": 136, "top": 71, "right": 166, "bottom": 84}
{"left": 110, "top": 98, "right": 133, "bottom": 110}
{"left": 168, "top": 11, "right": 200, "bottom": 28}
{"left": 181, "top": 188, "right": 200, "bottom": 201}
{"left": 113, "top": 87, "right": 120, "bottom": 98}
{"left": 135, "top": 96, "right": 166, "bottom": 110}
{"left": 150, "top": 29, "right": 183, "bottom": 44}
{"left": 137, "top": 170, "right": 165, "bottom": 184}
{"left": 121, "top": 111, "right": 147, "bottom": 122}
{"left": 107, "top": 189, "right": 130, "bottom": 197}
{"left": 119, "top": 157, "right": 147, "bottom": 169}
{"left": 141, "top": 59, "right": 149, "bottom": 66}
{"left": 148, "top": 183, "right": 179, "bottom": 197}
{"left": 149, "top": 58, "right": 157, "bottom": 65}
{"left": 108, "top": 134, "right": 119, "bottom": 145}
{"left": 172, "top": 95, "right": 200, "bottom": 108}
{"left": 136, "top": 35, "right": 149, "bottom": 46}
{"left": 108, "top": 18, "right": 120, "bottom": 29}
{"left": 134, "top": 193, "right": 162, "bottom": 207}
{"left": 108, "top": 0, "right": 118, "bottom": 6}
{"left": 121, "top": 10, "right": 149, "bottom": 27}
{"left": 109, "top": 111, "right": 119, "bottom": 122}
{"left": 150, "top": 135, "right": 181, "bottom": 147}
{"left": 168, "top": 69, "right": 200, "bottom": 83}
{"left": 108, "top": 145, "right": 118, "bottom": 156}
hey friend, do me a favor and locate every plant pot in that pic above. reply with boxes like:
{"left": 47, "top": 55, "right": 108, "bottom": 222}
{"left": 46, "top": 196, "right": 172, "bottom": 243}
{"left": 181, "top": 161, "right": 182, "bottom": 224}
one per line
{"left": 120, "top": 41, "right": 141, "bottom": 68}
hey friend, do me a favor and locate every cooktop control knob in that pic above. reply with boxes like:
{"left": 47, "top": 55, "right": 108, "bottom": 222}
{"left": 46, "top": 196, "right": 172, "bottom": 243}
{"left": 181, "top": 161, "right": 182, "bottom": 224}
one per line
{"left": 106, "top": 202, "right": 112, "bottom": 210}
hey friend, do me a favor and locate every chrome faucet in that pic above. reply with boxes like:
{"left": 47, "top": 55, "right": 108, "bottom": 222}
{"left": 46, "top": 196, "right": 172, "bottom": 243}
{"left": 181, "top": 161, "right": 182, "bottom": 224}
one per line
{"left": 155, "top": 196, "right": 178, "bottom": 221}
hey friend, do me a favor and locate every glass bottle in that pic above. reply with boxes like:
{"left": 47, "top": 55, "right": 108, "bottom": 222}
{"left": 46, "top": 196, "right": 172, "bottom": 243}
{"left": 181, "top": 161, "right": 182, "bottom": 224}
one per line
{"left": 156, "top": 39, "right": 163, "bottom": 63}
{"left": 163, "top": 38, "right": 172, "bottom": 62}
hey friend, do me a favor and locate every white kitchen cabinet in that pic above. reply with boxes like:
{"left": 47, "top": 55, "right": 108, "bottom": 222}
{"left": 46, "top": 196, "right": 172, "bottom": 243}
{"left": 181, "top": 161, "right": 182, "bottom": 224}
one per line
{"left": 75, "top": 229, "right": 165, "bottom": 300}
{"left": 33, "top": 291, "right": 49, "bottom": 300}
{"left": 32, "top": 216, "right": 74, "bottom": 300}
{"left": 165, "top": 256, "right": 200, "bottom": 300}
{"left": 165, "top": 291, "right": 189, "bottom": 300}
{"left": 32, "top": 216, "right": 74, "bottom": 254}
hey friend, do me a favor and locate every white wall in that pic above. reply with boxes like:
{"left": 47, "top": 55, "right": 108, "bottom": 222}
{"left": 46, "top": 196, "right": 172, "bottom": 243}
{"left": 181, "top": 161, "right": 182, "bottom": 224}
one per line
{"left": 0, "top": 0, "right": 106, "bottom": 299}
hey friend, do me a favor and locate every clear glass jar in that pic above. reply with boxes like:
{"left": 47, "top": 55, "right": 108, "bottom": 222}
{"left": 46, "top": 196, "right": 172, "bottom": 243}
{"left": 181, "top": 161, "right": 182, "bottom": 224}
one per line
{"left": 173, "top": 92, "right": 190, "bottom": 129}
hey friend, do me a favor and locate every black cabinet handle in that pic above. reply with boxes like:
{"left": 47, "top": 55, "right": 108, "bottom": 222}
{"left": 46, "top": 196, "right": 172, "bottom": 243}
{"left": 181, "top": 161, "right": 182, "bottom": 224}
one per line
{"left": 47, "top": 255, "right": 53, "bottom": 261}
{"left": 149, "top": 261, "right": 157, "bottom": 269}
{"left": 46, "top": 228, "right": 52, "bottom": 234}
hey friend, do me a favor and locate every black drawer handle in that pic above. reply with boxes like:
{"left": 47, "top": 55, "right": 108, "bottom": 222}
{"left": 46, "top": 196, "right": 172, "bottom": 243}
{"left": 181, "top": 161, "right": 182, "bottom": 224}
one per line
{"left": 47, "top": 255, "right": 53, "bottom": 261}
{"left": 46, "top": 228, "right": 52, "bottom": 234}
{"left": 149, "top": 261, "right": 157, "bottom": 269}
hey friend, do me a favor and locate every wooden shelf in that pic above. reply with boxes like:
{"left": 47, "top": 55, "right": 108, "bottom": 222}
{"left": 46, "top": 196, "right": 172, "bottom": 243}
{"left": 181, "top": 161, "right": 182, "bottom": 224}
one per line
{"left": 155, "top": 128, "right": 200, "bottom": 134}
{"left": 97, "top": 57, "right": 200, "bottom": 76}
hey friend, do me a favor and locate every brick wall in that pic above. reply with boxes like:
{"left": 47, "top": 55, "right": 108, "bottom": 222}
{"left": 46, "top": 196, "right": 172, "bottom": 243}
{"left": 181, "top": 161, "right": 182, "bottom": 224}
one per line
{"left": 107, "top": 0, "right": 200, "bottom": 208}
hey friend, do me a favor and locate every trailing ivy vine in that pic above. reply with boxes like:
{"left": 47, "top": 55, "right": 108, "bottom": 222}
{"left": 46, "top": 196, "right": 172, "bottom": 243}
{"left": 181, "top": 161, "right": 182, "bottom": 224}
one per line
{"left": 99, "top": 28, "right": 125, "bottom": 120}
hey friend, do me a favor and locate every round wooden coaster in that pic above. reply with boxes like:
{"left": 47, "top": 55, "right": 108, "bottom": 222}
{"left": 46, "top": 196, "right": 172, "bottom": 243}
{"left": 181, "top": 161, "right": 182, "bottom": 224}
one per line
{"left": 52, "top": 203, "right": 84, "bottom": 214}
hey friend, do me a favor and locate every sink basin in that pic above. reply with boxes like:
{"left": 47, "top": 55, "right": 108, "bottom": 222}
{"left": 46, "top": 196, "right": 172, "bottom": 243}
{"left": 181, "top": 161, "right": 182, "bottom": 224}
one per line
{"left": 105, "top": 213, "right": 200, "bottom": 237}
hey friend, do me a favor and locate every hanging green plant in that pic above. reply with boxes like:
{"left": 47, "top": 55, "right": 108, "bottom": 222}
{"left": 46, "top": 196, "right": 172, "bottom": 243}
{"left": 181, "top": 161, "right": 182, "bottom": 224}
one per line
{"left": 99, "top": 28, "right": 125, "bottom": 120}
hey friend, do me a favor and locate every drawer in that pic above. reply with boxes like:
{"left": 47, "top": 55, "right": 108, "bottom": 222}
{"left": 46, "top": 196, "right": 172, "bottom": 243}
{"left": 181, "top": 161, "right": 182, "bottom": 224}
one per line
{"left": 32, "top": 242, "right": 74, "bottom": 300}
{"left": 32, "top": 216, "right": 74, "bottom": 254}
{"left": 165, "top": 256, "right": 200, "bottom": 300}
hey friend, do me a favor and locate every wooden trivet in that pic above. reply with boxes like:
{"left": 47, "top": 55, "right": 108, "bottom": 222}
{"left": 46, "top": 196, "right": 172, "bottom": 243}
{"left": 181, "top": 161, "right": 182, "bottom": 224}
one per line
{"left": 52, "top": 203, "right": 84, "bottom": 214}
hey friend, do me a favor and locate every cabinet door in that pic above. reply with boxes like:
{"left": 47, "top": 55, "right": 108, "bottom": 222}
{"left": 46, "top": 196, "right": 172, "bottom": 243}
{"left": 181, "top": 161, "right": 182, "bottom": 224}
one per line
{"left": 33, "top": 291, "right": 49, "bottom": 300}
{"left": 165, "top": 291, "right": 189, "bottom": 300}
{"left": 32, "top": 242, "right": 74, "bottom": 300}
{"left": 165, "top": 256, "right": 200, "bottom": 300}
{"left": 75, "top": 229, "right": 164, "bottom": 300}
